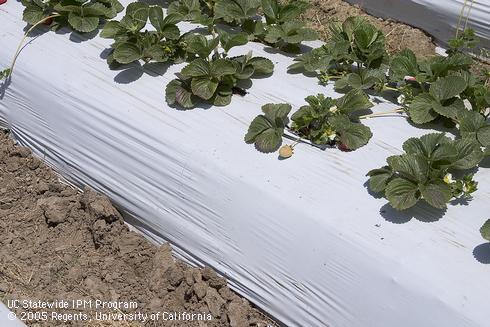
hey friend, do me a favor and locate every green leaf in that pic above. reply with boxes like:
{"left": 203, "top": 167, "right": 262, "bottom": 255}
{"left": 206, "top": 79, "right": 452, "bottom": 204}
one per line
{"left": 100, "top": 21, "right": 124, "bottom": 38}
{"left": 113, "top": 42, "right": 142, "bottom": 64}
{"left": 288, "top": 46, "right": 332, "bottom": 72}
{"left": 262, "top": 103, "right": 292, "bottom": 124}
{"left": 481, "top": 219, "right": 490, "bottom": 241}
{"left": 429, "top": 76, "right": 467, "bottom": 102}
{"left": 338, "top": 122, "right": 372, "bottom": 150}
{"left": 367, "top": 167, "right": 393, "bottom": 193}
{"left": 149, "top": 7, "right": 182, "bottom": 38}
{"left": 149, "top": 6, "right": 165, "bottom": 31}
{"left": 248, "top": 57, "right": 274, "bottom": 75}
{"left": 185, "top": 34, "right": 219, "bottom": 58}
{"left": 253, "top": 128, "right": 284, "bottom": 153}
{"left": 245, "top": 104, "right": 291, "bottom": 153}
{"left": 328, "top": 114, "right": 351, "bottom": 131}
{"left": 408, "top": 93, "right": 439, "bottom": 124}
{"left": 336, "top": 89, "right": 373, "bottom": 114}
{"left": 212, "top": 93, "right": 232, "bottom": 106}
{"left": 191, "top": 77, "right": 218, "bottom": 100}
{"left": 429, "top": 142, "right": 458, "bottom": 168}
{"left": 341, "top": 16, "right": 364, "bottom": 41}
{"left": 181, "top": 58, "right": 211, "bottom": 77}
{"left": 431, "top": 98, "right": 464, "bottom": 119}
{"left": 23, "top": 5, "right": 46, "bottom": 25}
{"left": 458, "top": 110, "right": 486, "bottom": 140}
{"left": 245, "top": 117, "right": 282, "bottom": 153}
{"left": 68, "top": 13, "right": 100, "bottom": 33}
{"left": 103, "top": 0, "right": 124, "bottom": 17}
{"left": 452, "top": 139, "right": 484, "bottom": 169}
{"left": 264, "top": 25, "right": 283, "bottom": 44}
{"left": 125, "top": 2, "right": 149, "bottom": 23}
{"left": 385, "top": 178, "right": 420, "bottom": 210}
{"left": 390, "top": 49, "right": 418, "bottom": 81}
{"left": 163, "top": 13, "right": 184, "bottom": 25}
{"left": 261, "top": 0, "right": 280, "bottom": 22}
{"left": 278, "top": 1, "right": 309, "bottom": 21}
{"left": 168, "top": 0, "right": 201, "bottom": 21}
{"left": 420, "top": 182, "right": 452, "bottom": 209}
{"left": 477, "top": 125, "right": 490, "bottom": 147}
{"left": 165, "top": 79, "right": 198, "bottom": 109}
{"left": 218, "top": 29, "right": 248, "bottom": 53}
{"left": 334, "top": 76, "right": 350, "bottom": 91}
{"left": 245, "top": 115, "right": 272, "bottom": 143}
{"left": 210, "top": 59, "right": 237, "bottom": 77}
{"left": 403, "top": 133, "right": 451, "bottom": 158}
{"left": 214, "top": 0, "right": 260, "bottom": 23}
{"left": 387, "top": 154, "right": 429, "bottom": 182}
{"left": 81, "top": 3, "right": 109, "bottom": 16}
{"left": 234, "top": 64, "right": 255, "bottom": 80}
{"left": 161, "top": 25, "right": 181, "bottom": 40}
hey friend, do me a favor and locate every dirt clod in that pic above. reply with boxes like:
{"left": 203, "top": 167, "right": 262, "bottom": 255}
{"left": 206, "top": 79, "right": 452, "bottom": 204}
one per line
{"left": 38, "top": 196, "right": 72, "bottom": 226}
{"left": 205, "top": 288, "right": 226, "bottom": 318}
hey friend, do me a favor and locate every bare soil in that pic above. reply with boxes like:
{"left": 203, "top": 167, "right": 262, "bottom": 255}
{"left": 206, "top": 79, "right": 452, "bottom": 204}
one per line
{"left": 0, "top": 131, "right": 276, "bottom": 327}
{"left": 303, "top": 0, "right": 436, "bottom": 57}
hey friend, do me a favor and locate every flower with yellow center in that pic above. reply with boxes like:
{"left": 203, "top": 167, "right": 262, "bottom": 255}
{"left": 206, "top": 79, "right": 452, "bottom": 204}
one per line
{"left": 443, "top": 173, "right": 456, "bottom": 184}
{"left": 324, "top": 128, "right": 337, "bottom": 141}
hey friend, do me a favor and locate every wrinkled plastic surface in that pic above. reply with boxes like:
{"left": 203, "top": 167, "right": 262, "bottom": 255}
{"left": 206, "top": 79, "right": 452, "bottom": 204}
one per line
{"left": 1, "top": 1, "right": 490, "bottom": 327}
{"left": 347, "top": 0, "right": 490, "bottom": 50}
{"left": 0, "top": 303, "right": 24, "bottom": 327}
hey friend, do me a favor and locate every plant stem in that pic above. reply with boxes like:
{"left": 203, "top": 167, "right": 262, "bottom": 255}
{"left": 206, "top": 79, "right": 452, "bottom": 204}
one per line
{"left": 8, "top": 14, "right": 61, "bottom": 77}
{"left": 383, "top": 85, "right": 399, "bottom": 92}
{"left": 324, "top": 75, "right": 344, "bottom": 79}
{"left": 359, "top": 109, "right": 405, "bottom": 119}
{"left": 210, "top": 25, "right": 220, "bottom": 59}
{"left": 290, "top": 137, "right": 303, "bottom": 148}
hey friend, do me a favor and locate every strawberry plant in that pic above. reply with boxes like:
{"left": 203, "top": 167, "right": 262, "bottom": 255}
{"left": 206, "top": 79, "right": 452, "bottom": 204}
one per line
{"left": 20, "top": 0, "right": 123, "bottom": 33}
{"left": 482, "top": 219, "right": 490, "bottom": 241}
{"left": 100, "top": 3, "right": 186, "bottom": 66}
{"left": 245, "top": 103, "right": 291, "bottom": 153}
{"left": 289, "top": 17, "right": 387, "bottom": 89}
{"left": 367, "top": 133, "right": 484, "bottom": 210}
{"left": 244, "top": 0, "right": 318, "bottom": 52}
{"left": 290, "top": 90, "right": 373, "bottom": 150}
{"left": 165, "top": 30, "right": 274, "bottom": 108}
{"left": 244, "top": 89, "right": 374, "bottom": 154}
{"left": 167, "top": 0, "right": 317, "bottom": 52}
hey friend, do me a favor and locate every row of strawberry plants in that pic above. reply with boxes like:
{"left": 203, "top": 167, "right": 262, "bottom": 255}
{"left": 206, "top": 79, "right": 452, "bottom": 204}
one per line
{"left": 1, "top": 0, "right": 489, "bottom": 240}
{"left": 244, "top": 17, "right": 489, "bottom": 225}
{"left": 2, "top": 0, "right": 316, "bottom": 106}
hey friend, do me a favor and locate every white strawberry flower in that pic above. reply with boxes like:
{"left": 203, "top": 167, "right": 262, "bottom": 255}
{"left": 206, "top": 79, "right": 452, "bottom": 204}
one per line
{"left": 329, "top": 105, "right": 338, "bottom": 113}
{"left": 443, "top": 173, "right": 456, "bottom": 184}
{"left": 463, "top": 99, "right": 472, "bottom": 110}
{"left": 397, "top": 94, "right": 406, "bottom": 105}
{"left": 455, "top": 123, "right": 460, "bottom": 130}
{"left": 325, "top": 129, "right": 337, "bottom": 141}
